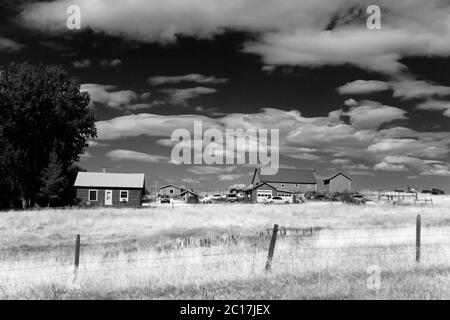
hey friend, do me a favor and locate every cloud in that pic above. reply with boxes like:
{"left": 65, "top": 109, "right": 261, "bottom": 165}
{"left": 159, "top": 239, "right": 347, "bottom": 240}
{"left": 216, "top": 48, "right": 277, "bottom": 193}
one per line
{"left": 162, "top": 87, "right": 218, "bottom": 106}
{"left": 391, "top": 79, "right": 450, "bottom": 100}
{"left": 0, "top": 37, "right": 22, "bottom": 51}
{"left": 182, "top": 178, "right": 200, "bottom": 184}
{"left": 218, "top": 174, "right": 245, "bottom": 181}
{"left": 338, "top": 80, "right": 390, "bottom": 95}
{"left": 80, "top": 83, "right": 138, "bottom": 109}
{"left": 149, "top": 74, "right": 227, "bottom": 85}
{"left": 374, "top": 155, "right": 450, "bottom": 176}
{"left": 229, "top": 183, "right": 247, "bottom": 190}
{"left": 346, "top": 101, "right": 407, "bottom": 130}
{"left": 126, "top": 102, "right": 166, "bottom": 111}
{"left": 344, "top": 98, "right": 358, "bottom": 107}
{"left": 72, "top": 59, "right": 91, "bottom": 69}
{"left": 97, "top": 113, "right": 219, "bottom": 140}
{"left": 87, "top": 140, "right": 108, "bottom": 147}
{"left": 343, "top": 163, "right": 369, "bottom": 170}
{"left": 331, "top": 159, "right": 351, "bottom": 165}
{"left": 347, "top": 170, "right": 374, "bottom": 176}
{"left": 96, "top": 107, "right": 450, "bottom": 176}
{"left": 188, "top": 166, "right": 237, "bottom": 175}
{"left": 417, "top": 100, "right": 450, "bottom": 117}
{"left": 21, "top": 0, "right": 450, "bottom": 75}
{"left": 100, "top": 59, "right": 123, "bottom": 67}
{"left": 79, "top": 151, "right": 94, "bottom": 160}
{"left": 368, "top": 137, "right": 449, "bottom": 159}
{"left": 105, "top": 149, "right": 170, "bottom": 163}
{"left": 420, "top": 163, "right": 450, "bottom": 177}
{"left": 374, "top": 161, "right": 408, "bottom": 172}
{"left": 338, "top": 78, "right": 450, "bottom": 100}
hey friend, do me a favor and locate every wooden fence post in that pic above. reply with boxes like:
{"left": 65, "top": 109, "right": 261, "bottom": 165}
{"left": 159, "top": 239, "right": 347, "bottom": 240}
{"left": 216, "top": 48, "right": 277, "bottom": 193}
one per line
{"left": 416, "top": 215, "right": 421, "bottom": 263}
{"left": 74, "top": 234, "right": 80, "bottom": 274}
{"left": 265, "top": 224, "right": 279, "bottom": 272}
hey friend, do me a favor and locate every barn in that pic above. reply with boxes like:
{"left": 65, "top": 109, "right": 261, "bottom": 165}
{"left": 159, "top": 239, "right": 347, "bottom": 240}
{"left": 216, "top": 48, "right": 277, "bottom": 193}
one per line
{"left": 159, "top": 184, "right": 185, "bottom": 198}
{"left": 250, "top": 168, "right": 317, "bottom": 203}
{"left": 74, "top": 172, "right": 145, "bottom": 207}
{"left": 323, "top": 172, "right": 351, "bottom": 193}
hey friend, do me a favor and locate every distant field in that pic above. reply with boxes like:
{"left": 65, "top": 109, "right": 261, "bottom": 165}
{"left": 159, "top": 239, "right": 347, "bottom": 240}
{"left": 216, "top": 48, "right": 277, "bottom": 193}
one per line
{"left": 0, "top": 194, "right": 450, "bottom": 299}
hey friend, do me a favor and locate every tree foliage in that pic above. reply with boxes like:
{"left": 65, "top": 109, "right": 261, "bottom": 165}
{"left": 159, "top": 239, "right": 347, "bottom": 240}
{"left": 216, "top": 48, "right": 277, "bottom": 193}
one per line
{"left": 0, "top": 63, "right": 97, "bottom": 208}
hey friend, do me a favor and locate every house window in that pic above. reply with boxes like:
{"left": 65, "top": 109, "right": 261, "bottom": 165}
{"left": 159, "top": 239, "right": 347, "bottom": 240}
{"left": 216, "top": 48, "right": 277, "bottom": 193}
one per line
{"left": 281, "top": 184, "right": 285, "bottom": 188}
{"left": 307, "top": 184, "right": 313, "bottom": 189}
{"left": 88, "top": 190, "right": 98, "bottom": 201}
{"left": 169, "top": 189, "right": 174, "bottom": 194}
{"left": 295, "top": 184, "right": 299, "bottom": 188}
{"left": 120, "top": 190, "right": 129, "bottom": 202}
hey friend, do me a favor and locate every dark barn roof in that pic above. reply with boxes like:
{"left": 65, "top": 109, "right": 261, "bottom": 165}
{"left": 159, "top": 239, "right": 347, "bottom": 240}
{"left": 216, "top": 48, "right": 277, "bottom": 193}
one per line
{"left": 255, "top": 168, "right": 317, "bottom": 184}
{"left": 159, "top": 184, "right": 184, "bottom": 190}
{"left": 323, "top": 172, "right": 352, "bottom": 183}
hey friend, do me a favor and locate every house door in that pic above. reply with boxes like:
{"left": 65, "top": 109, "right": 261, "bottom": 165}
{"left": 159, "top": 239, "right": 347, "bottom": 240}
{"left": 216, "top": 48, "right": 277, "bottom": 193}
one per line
{"left": 105, "top": 190, "right": 113, "bottom": 205}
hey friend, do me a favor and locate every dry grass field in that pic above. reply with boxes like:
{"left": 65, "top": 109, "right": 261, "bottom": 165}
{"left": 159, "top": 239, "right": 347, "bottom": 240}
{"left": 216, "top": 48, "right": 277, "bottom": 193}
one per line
{"left": 0, "top": 194, "right": 450, "bottom": 299}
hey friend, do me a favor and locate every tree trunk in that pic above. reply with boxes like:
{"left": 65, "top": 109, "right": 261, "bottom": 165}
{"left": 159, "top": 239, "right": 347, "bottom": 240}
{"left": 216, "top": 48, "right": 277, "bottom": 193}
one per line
{"left": 20, "top": 189, "right": 27, "bottom": 209}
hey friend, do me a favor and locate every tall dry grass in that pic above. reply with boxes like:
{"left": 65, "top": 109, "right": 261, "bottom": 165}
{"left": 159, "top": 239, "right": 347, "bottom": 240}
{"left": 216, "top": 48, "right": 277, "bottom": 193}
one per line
{"left": 0, "top": 195, "right": 449, "bottom": 299}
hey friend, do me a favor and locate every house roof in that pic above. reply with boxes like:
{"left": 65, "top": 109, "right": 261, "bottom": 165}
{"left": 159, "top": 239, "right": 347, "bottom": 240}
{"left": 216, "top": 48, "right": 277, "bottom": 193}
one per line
{"left": 74, "top": 172, "right": 145, "bottom": 188}
{"left": 324, "top": 172, "right": 352, "bottom": 182}
{"left": 180, "top": 190, "right": 198, "bottom": 196}
{"left": 250, "top": 182, "right": 294, "bottom": 193}
{"left": 254, "top": 168, "right": 317, "bottom": 184}
{"left": 159, "top": 184, "right": 184, "bottom": 190}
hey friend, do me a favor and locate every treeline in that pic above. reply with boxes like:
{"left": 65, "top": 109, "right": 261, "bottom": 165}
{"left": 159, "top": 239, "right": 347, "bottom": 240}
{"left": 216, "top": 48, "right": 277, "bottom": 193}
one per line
{"left": 0, "top": 63, "right": 97, "bottom": 209}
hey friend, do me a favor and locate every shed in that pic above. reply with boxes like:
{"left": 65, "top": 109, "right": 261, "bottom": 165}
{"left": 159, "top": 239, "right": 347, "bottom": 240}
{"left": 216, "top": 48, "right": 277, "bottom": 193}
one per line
{"left": 179, "top": 190, "right": 199, "bottom": 202}
{"left": 159, "top": 184, "right": 185, "bottom": 198}
{"left": 74, "top": 172, "right": 145, "bottom": 207}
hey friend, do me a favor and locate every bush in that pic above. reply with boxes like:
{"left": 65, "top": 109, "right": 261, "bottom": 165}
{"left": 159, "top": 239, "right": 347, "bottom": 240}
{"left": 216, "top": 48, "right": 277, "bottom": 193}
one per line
{"left": 340, "top": 191, "right": 353, "bottom": 203}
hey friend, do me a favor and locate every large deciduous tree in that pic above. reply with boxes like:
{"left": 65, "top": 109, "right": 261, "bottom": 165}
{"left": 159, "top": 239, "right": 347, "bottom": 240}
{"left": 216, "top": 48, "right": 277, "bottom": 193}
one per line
{"left": 0, "top": 63, "right": 97, "bottom": 208}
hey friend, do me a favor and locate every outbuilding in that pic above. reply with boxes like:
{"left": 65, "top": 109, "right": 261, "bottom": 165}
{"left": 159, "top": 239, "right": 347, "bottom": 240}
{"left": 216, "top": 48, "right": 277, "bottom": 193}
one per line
{"left": 159, "top": 184, "right": 185, "bottom": 198}
{"left": 180, "top": 190, "right": 199, "bottom": 202}
{"left": 323, "top": 172, "right": 351, "bottom": 193}
{"left": 74, "top": 172, "right": 145, "bottom": 207}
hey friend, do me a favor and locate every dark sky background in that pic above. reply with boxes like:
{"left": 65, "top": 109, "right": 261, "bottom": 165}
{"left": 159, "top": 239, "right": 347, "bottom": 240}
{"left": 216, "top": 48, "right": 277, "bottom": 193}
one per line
{"left": 1, "top": 0, "right": 449, "bottom": 192}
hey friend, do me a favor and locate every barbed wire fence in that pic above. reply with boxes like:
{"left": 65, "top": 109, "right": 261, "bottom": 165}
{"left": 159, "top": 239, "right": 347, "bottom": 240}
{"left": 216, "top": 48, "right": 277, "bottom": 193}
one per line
{"left": 1, "top": 214, "right": 450, "bottom": 284}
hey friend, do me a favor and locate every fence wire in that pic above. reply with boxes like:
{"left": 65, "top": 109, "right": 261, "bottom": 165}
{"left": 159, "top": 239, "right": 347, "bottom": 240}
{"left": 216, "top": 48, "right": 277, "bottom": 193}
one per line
{"left": 1, "top": 224, "right": 450, "bottom": 284}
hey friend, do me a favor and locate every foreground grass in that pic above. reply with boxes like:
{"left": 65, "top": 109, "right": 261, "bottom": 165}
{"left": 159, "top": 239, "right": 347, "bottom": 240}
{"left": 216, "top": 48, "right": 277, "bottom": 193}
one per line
{"left": 0, "top": 196, "right": 449, "bottom": 299}
{"left": 4, "top": 265, "right": 450, "bottom": 299}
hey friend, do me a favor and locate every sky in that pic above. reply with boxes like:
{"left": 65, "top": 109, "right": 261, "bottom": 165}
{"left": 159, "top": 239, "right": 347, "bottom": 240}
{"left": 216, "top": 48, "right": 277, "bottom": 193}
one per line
{"left": 1, "top": 0, "right": 450, "bottom": 192}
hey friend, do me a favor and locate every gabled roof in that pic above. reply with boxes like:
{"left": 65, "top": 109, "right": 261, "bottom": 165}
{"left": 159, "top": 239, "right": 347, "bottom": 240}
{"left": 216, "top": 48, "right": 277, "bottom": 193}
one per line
{"left": 180, "top": 190, "right": 198, "bottom": 196}
{"left": 250, "top": 182, "right": 294, "bottom": 193}
{"left": 159, "top": 184, "right": 184, "bottom": 190}
{"left": 324, "top": 172, "right": 352, "bottom": 182}
{"left": 255, "top": 168, "right": 317, "bottom": 184}
{"left": 74, "top": 172, "right": 145, "bottom": 188}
